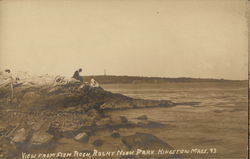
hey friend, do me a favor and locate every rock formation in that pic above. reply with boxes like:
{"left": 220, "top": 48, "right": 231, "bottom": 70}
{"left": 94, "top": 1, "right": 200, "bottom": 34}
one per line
{"left": 0, "top": 73, "right": 176, "bottom": 159}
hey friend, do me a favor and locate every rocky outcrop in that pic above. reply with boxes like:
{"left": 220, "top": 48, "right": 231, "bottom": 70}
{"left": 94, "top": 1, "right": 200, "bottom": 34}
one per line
{"left": 0, "top": 74, "right": 176, "bottom": 158}
{"left": 99, "top": 93, "right": 174, "bottom": 110}
{"left": 1, "top": 73, "right": 175, "bottom": 111}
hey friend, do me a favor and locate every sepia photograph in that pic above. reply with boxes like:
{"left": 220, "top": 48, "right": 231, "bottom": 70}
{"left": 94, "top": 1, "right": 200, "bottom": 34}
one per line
{"left": 0, "top": 0, "right": 248, "bottom": 159}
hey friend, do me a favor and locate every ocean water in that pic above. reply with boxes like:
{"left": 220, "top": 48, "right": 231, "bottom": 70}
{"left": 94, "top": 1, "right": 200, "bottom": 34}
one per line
{"left": 102, "top": 82, "right": 248, "bottom": 158}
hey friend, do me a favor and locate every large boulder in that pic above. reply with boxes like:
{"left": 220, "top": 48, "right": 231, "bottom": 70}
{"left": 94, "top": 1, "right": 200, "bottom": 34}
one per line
{"left": 92, "top": 139, "right": 104, "bottom": 147}
{"left": 30, "top": 132, "right": 54, "bottom": 146}
{"left": 111, "top": 130, "right": 120, "bottom": 138}
{"left": 74, "top": 132, "right": 88, "bottom": 142}
{"left": 121, "top": 132, "right": 176, "bottom": 158}
{"left": 11, "top": 128, "right": 30, "bottom": 144}
{"left": 122, "top": 132, "right": 173, "bottom": 150}
{"left": 57, "top": 122, "right": 81, "bottom": 137}
{"left": 120, "top": 116, "right": 128, "bottom": 123}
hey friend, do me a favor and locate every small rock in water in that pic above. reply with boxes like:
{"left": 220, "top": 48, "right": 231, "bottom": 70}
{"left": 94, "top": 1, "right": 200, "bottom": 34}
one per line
{"left": 74, "top": 132, "right": 88, "bottom": 142}
{"left": 137, "top": 115, "right": 148, "bottom": 120}
{"left": 120, "top": 116, "right": 128, "bottom": 123}
{"left": 92, "top": 139, "right": 104, "bottom": 147}
{"left": 111, "top": 130, "right": 120, "bottom": 138}
{"left": 31, "top": 132, "right": 53, "bottom": 146}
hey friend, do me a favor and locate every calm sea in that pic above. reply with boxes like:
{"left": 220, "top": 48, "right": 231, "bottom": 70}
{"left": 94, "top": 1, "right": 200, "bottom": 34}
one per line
{"left": 102, "top": 82, "right": 248, "bottom": 158}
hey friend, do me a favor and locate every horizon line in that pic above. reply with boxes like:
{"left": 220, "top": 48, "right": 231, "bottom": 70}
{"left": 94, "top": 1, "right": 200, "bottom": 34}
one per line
{"left": 84, "top": 74, "right": 247, "bottom": 81}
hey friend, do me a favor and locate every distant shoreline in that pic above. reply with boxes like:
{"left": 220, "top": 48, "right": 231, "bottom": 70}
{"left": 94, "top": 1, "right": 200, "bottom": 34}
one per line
{"left": 83, "top": 75, "right": 246, "bottom": 84}
{"left": 0, "top": 71, "right": 246, "bottom": 84}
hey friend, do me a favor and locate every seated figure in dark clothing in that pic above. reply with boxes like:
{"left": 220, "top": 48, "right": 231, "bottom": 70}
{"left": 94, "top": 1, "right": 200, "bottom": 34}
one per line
{"left": 72, "top": 68, "right": 83, "bottom": 82}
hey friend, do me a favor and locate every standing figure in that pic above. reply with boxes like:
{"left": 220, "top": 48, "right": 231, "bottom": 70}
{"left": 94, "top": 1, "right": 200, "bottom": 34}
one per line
{"left": 72, "top": 68, "right": 84, "bottom": 82}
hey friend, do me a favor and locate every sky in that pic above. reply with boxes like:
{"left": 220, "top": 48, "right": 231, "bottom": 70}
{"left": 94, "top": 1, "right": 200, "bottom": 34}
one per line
{"left": 0, "top": 0, "right": 248, "bottom": 80}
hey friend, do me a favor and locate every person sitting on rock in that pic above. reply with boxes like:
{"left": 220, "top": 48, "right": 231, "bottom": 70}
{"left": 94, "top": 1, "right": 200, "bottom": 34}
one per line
{"left": 72, "top": 68, "right": 84, "bottom": 82}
